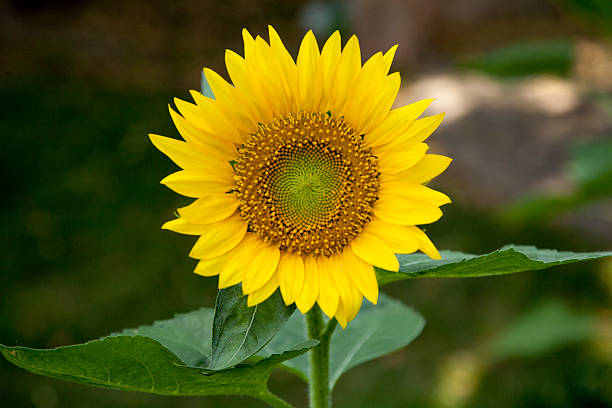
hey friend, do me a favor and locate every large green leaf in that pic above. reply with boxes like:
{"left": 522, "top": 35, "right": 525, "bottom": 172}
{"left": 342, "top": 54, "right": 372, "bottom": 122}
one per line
{"left": 0, "top": 335, "right": 316, "bottom": 402}
{"left": 377, "top": 245, "right": 611, "bottom": 285}
{"left": 259, "top": 294, "right": 425, "bottom": 388}
{"left": 210, "top": 286, "right": 296, "bottom": 370}
{"left": 115, "top": 307, "right": 214, "bottom": 368}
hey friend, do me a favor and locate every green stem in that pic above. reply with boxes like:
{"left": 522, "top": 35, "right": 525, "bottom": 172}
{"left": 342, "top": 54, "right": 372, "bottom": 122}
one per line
{"left": 258, "top": 390, "right": 294, "bottom": 408}
{"left": 306, "top": 306, "right": 335, "bottom": 408}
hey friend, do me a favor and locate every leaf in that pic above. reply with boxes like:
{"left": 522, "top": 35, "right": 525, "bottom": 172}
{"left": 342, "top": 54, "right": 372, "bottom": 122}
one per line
{"left": 0, "top": 335, "right": 316, "bottom": 400}
{"left": 259, "top": 294, "right": 425, "bottom": 388}
{"left": 114, "top": 307, "right": 214, "bottom": 368}
{"left": 210, "top": 286, "right": 296, "bottom": 370}
{"left": 490, "top": 300, "right": 595, "bottom": 361}
{"left": 376, "top": 245, "right": 612, "bottom": 285}
{"left": 201, "top": 70, "right": 215, "bottom": 99}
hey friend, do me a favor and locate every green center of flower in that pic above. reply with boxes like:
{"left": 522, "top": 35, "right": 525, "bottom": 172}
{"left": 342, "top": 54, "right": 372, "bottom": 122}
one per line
{"left": 269, "top": 142, "right": 344, "bottom": 227}
{"left": 235, "top": 112, "right": 379, "bottom": 256}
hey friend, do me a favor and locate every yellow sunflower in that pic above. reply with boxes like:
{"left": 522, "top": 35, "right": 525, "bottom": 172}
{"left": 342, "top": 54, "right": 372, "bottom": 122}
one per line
{"left": 150, "top": 27, "right": 451, "bottom": 327}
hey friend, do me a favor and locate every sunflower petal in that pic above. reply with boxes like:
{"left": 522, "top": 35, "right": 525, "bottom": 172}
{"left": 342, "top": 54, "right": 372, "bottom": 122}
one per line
{"left": 297, "top": 30, "right": 323, "bottom": 112}
{"left": 160, "top": 168, "right": 234, "bottom": 197}
{"left": 149, "top": 134, "right": 221, "bottom": 170}
{"left": 374, "top": 196, "right": 443, "bottom": 226}
{"left": 242, "top": 241, "right": 281, "bottom": 294}
{"left": 295, "top": 256, "right": 320, "bottom": 313}
{"left": 375, "top": 142, "right": 429, "bottom": 175}
{"left": 177, "top": 194, "right": 239, "bottom": 225}
{"left": 379, "top": 180, "right": 452, "bottom": 207}
{"left": 277, "top": 252, "right": 305, "bottom": 305}
{"left": 248, "top": 269, "right": 280, "bottom": 307}
{"left": 350, "top": 230, "right": 399, "bottom": 272}
{"left": 394, "top": 154, "right": 452, "bottom": 184}
{"left": 317, "top": 257, "right": 340, "bottom": 318}
{"left": 364, "top": 99, "right": 434, "bottom": 148}
{"left": 382, "top": 44, "right": 398, "bottom": 74}
{"left": 329, "top": 35, "right": 361, "bottom": 111}
{"left": 343, "top": 248, "right": 378, "bottom": 304}
{"left": 412, "top": 227, "right": 442, "bottom": 260}
{"left": 188, "top": 214, "right": 248, "bottom": 259}
{"left": 193, "top": 255, "right": 227, "bottom": 277}
{"left": 168, "top": 106, "right": 237, "bottom": 160}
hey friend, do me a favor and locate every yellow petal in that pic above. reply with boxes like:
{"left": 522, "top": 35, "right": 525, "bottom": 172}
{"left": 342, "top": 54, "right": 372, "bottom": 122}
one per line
{"left": 375, "top": 142, "right": 429, "bottom": 175}
{"left": 160, "top": 168, "right": 234, "bottom": 197}
{"left": 316, "top": 257, "right": 339, "bottom": 319}
{"left": 321, "top": 30, "right": 341, "bottom": 108}
{"left": 251, "top": 36, "right": 290, "bottom": 115}
{"left": 375, "top": 114, "right": 445, "bottom": 155}
{"left": 277, "top": 252, "right": 305, "bottom": 305}
{"left": 335, "top": 265, "right": 363, "bottom": 323}
{"left": 343, "top": 247, "right": 379, "bottom": 304}
{"left": 189, "top": 91, "right": 244, "bottom": 144}
{"left": 334, "top": 300, "right": 348, "bottom": 328}
{"left": 350, "top": 230, "right": 399, "bottom": 272}
{"left": 248, "top": 269, "right": 280, "bottom": 307}
{"left": 173, "top": 97, "right": 215, "bottom": 134}
{"left": 168, "top": 106, "right": 237, "bottom": 160}
{"left": 203, "top": 68, "right": 258, "bottom": 134}
{"left": 193, "top": 255, "right": 227, "bottom": 277}
{"left": 358, "top": 72, "right": 401, "bottom": 134}
{"left": 268, "top": 25, "right": 298, "bottom": 110}
{"left": 412, "top": 227, "right": 441, "bottom": 260}
{"left": 394, "top": 154, "right": 452, "bottom": 184}
{"left": 242, "top": 28, "right": 255, "bottom": 59}
{"left": 188, "top": 214, "right": 248, "bottom": 259}
{"left": 224, "top": 50, "right": 274, "bottom": 123}
{"left": 329, "top": 35, "right": 361, "bottom": 111}
{"left": 177, "top": 194, "right": 239, "bottom": 225}
{"left": 340, "top": 52, "right": 385, "bottom": 130}
{"left": 218, "top": 236, "right": 258, "bottom": 289}
{"left": 365, "top": 219, "right": 419, "bottom": 254}
{"left": 295, "top": 256, "right": 320, "bottom": 313}
{"left": 364, "top": 99, "right": 434, "bottom": 148}
{"left": 162, "top": 217, "right": 207, "bottom": 235}
{"left": 382, "top": 44, "right": 398, "bottom": 74}
{"left": 374, "top": 196, "right": 443, "bottom": 226}
{"left": 296, "top": 30, "right": 323, "bottom": 112}
{"left": 242, "top": 241, "right": 281, "bottom": 294}
{"left": 379, "top": 180, "right": 452, "bottom": 207}
{"left": 344, "top": 284, "right": 363, "bottom": 322}
{"left": 149, "top": 134, "right": 220, "bottom": 170}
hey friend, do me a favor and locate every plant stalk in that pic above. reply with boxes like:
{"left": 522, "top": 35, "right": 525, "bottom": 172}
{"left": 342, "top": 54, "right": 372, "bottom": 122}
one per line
{"left": 306, "top": 306, "right": 335, "bottom": 408}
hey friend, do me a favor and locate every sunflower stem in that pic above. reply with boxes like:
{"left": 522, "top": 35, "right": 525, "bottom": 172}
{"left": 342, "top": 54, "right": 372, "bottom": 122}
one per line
{"left": 306, "top": 306, "right": 333, "bottom": 408}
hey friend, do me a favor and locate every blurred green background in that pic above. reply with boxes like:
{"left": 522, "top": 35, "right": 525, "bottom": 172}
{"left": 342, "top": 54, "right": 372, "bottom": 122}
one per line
{"left": 1, "top": 0, "right": 611, "bottom": 407}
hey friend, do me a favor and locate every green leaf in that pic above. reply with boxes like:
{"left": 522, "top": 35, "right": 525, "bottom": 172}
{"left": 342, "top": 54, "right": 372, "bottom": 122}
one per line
{"left": 377, "top": 245, "right": 612, "bottom": 285}
{"left": 115, "top": 307, "right": 214, "bottom": 368}
{"left": 0, "top": 335, "right": 316, "bottom": 401}
{"left": 201, "top": 70, "right": 215, "bottom": 99}
{"left": 210, "top": 285, "right": 296, "bottom": 370}
{"left": 490, "top": 300, "right": 595, "bottom": 361}
{"left": 259, "top": 294, "right": 425, "bottom": 388}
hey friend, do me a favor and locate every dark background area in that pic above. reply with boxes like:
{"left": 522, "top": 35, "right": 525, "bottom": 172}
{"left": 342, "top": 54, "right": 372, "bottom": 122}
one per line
{"left": 1, "top": 0, "right": 611, "bottom": 407}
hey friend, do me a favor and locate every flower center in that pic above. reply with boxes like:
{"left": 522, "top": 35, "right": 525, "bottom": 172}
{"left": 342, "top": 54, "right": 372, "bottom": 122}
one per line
{"left": 235, "top": 112, "right": 379, "bottom": 256}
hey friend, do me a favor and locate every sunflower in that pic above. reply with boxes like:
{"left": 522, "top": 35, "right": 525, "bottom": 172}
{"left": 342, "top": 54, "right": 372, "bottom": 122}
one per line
{"left": 150, "top": 27, "right": 451, "bottom": 327}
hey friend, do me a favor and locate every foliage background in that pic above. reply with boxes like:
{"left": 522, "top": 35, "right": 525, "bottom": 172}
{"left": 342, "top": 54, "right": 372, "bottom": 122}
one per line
{"left": 1, "top": 0, "right": 611, "bottom": 407}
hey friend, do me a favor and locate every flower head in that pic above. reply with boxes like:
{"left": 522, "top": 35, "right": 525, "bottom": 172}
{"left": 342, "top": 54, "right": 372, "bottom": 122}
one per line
{"left": 150, "top": 27, "right": 451, "bottom": 327}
